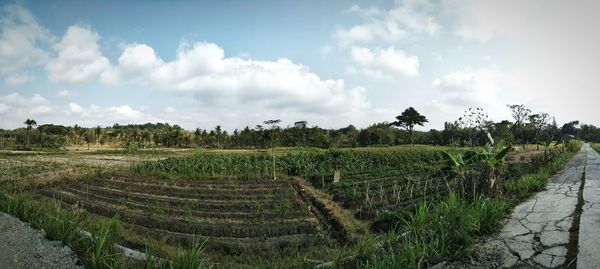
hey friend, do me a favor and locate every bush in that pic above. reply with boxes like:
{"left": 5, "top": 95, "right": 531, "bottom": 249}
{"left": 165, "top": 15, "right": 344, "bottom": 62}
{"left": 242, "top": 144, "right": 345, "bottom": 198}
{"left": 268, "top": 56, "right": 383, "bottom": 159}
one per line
{"left": 567, "top": 140, "right": 582, "bottom": 153}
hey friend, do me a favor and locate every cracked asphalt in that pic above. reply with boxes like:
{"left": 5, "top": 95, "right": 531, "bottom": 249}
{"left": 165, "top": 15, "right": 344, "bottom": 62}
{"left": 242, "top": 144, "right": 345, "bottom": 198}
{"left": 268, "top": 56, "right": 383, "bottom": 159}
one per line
{"left": 486, "top": 144, "right": 599, "bottom": 268}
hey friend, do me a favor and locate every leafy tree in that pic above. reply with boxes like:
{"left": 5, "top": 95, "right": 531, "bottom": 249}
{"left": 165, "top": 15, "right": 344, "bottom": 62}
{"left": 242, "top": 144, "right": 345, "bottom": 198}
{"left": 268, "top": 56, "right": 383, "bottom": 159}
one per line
{"left": 507, "top": 104, "right": 531, "bottom": 149}
{"left": 561, "top": 121, "right": 580, "bottom": 136}
{"left": 391, "top": 107, "right": 428, "bottom": 146}
{"left": 528, "top": 112, "right": 550, "bottom": 150}
{"left": 94, "top": 126, "right": 102, "bottom": 144}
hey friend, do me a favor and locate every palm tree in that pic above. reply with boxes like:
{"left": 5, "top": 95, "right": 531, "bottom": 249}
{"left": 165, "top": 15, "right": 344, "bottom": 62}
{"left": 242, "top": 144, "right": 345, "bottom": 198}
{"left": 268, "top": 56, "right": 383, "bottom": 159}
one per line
{"left": 94, "top": 126, "right": 102, "bottom": 144}
{"left": 24, "top": 118, "right": 37, "bottom": 149}
{"left": 391, "top": 107, "right": 428, "bottom": 147}
{"left": 215, "top": 125, "right": 223, "bottom": 148}
{"left": 263, "top": 119, "right": 281, "bottom": 180}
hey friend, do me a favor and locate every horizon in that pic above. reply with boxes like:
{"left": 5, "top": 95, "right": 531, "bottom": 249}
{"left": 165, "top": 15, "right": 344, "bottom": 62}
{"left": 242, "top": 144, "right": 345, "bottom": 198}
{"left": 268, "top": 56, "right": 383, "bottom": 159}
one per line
{"left": 1, "top": 0, "right": 599, "bottom": 131}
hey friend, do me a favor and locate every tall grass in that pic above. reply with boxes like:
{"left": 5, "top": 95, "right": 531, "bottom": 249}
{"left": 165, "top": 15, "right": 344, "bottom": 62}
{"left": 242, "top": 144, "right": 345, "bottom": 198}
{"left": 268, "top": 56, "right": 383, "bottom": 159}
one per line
{"left": 505, "top": 140, "right": 581, "bottom": 199}
{"left": 354, "top": 193, "right": 509, "bottom": 268}
{"left": 86, "top": 217, "right": 122, "bottom": 269}
{"left": 351, "top": 141, "right": 582, "bottom": 268}
{"left": 591, "top": 143, "right": 600, "bottom": 154}
{"left": 0, "top": 192, "right": 124, "bottom": 268}
{"left": 0, "top": 191, "right": 212, "bottom": 269}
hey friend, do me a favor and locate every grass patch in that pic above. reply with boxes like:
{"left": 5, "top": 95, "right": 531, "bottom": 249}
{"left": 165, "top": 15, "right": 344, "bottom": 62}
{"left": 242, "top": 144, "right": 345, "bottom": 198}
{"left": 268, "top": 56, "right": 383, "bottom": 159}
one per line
{"left": 592, "top": 143, "right": 600, "bottom": 154}
{"left": 345, "top": 141, "right": 582, "bottom": 268}
{"left": 0, "top": 191, "right": 213, "bottom": 268}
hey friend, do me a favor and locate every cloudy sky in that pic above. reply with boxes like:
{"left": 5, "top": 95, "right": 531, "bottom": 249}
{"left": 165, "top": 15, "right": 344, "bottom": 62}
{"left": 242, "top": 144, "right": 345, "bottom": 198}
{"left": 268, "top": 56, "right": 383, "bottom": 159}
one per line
{"left": 0, "top": 0, "right": 598, "bottom": 130}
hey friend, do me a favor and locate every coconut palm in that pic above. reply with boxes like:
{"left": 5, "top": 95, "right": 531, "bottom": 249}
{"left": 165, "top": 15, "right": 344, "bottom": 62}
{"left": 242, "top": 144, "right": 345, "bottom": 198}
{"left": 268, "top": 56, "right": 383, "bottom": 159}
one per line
{"left": 24, "top": 118, "right": 37, "bottom": 148}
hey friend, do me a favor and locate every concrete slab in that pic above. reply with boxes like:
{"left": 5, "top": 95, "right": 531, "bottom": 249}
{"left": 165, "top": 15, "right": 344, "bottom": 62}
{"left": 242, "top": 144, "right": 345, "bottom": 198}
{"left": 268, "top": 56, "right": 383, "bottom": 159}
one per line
{"left": 540, "top": 230, "right": 569, "bottom": 246}
{"left": 578, "top": 144, "right": 600, "bottom": 269}
{"left": 493, "top": 145, "right": 587, "bottom": 268}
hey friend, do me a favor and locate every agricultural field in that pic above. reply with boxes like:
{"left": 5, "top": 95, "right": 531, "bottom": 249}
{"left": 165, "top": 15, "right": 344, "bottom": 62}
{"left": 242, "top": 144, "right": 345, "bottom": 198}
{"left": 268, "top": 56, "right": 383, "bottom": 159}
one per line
{"left": 0, "top": 143, "right": 575, "bottom": 268}
{"left": 37, "top": 177, "right": 327, "bottom": 253}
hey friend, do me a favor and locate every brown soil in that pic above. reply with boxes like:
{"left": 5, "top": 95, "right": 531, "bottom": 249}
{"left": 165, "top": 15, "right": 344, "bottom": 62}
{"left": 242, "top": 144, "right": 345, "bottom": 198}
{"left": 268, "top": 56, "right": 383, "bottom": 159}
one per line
{"left": 38, "top": 189, "right": 319, "bottom": 237}
{"left": 67, "top": 184, "right": 298, "bottom": 211}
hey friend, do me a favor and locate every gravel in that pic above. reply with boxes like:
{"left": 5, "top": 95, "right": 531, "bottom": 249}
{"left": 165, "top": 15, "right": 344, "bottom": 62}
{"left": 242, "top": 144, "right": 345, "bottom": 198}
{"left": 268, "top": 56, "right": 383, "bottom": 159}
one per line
{"left": 0, "top": 212, "right": 82, "bottom": 269}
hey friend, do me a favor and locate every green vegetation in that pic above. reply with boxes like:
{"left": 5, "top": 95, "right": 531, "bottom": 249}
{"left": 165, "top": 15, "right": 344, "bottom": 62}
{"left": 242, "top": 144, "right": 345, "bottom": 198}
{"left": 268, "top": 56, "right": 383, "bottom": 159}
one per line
{"left": 0, "top": 191, "right": 213, "bottom": 269}
{"left": 0, "top": 104, "right": 592, "bottom": 269}
{"left": 343, "top": 140, "right": 582, "bottom": 268}
{"left": 352, "top": 194, "right": 510, "bottom": 268}
{"left": 3, "top": 104, "right": 600, "bottom": 151}
{"left": 132, "top": 147, "right": 463, "bottom": 180}
{"left": 592, "top": 143, "right": 600, "bottom": 153}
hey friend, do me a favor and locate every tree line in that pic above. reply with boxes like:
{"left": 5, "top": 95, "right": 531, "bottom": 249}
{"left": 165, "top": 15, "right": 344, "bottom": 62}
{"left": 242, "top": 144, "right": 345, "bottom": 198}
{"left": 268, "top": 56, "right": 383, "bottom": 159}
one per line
{"left": 1, "top": 105, "right": 599, "bottom": 150}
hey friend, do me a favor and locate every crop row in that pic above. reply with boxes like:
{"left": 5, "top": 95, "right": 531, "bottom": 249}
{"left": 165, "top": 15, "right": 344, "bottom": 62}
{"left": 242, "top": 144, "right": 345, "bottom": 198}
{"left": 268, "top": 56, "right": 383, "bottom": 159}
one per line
{"left": 328, "top": 172, "right": 450, "bottom": 220}
{"left": 36, "top": 176, "right": 328, "bottom": 253}
{"left": 131, "top": 148, "right": 459, "bottom": 180}
{"left": 39, "top": 188, "right": 318, "bottom": 237}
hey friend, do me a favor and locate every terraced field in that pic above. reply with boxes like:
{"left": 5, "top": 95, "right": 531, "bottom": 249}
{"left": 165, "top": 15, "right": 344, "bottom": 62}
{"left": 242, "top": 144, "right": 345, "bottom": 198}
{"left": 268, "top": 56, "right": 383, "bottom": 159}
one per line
{"left": 330, "top": 171, "right": 448, "bottom": 220}
{"left": 36, "top": 177, "right": 334, "bottom": 254}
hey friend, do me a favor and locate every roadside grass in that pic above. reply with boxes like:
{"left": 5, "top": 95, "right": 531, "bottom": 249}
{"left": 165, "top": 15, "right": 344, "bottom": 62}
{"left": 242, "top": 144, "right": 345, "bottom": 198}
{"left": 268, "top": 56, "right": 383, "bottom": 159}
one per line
{"left": 0, "top": 190, "right": 213, "bottom": 269}
{"left": 344, "top": 140, "right": 582, "bottom": 268}
{"left": 592, "top": 143, "right": 600, "bottom": 154}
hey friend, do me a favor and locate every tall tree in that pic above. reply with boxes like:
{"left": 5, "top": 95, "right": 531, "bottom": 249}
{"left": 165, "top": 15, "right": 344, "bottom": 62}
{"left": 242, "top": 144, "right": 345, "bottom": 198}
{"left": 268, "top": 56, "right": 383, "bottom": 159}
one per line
{"left": 458, "top": 107, "right": 489, "bottom": 147}
{"left": 391, "top": 107, "right": 428, "bottom": 146}
{"left": 94, "top": 126, "right": 102, "bottom": 144}
{"left": 24, "top": 118, "right": 37, "bottom": 149}
{"left": 507, "top": 104, "right": 531, "bottom": 149}
{"left": 528, "top": 112, "right": 550, "bottom": 150}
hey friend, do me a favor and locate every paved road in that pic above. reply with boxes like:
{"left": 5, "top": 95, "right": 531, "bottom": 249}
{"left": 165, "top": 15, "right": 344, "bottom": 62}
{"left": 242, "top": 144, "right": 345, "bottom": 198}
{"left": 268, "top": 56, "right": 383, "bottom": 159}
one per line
{"left": 0, "top": 212, "right": 81, "bottom": 269}
{"left": 577, "top": 144, "right": 600, "bottom": 268}
{"left": 490, "top": 145, "right": 589, "bottom": 268}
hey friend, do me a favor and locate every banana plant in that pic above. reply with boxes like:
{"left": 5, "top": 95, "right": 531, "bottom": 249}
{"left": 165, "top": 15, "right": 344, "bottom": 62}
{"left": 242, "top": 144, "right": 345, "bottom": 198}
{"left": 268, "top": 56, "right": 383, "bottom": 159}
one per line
{"left": 539, "top": 137, "right": 554, "bottom": 161}
{"left": 441, "top": 133, "right": 512, "bottom": 196}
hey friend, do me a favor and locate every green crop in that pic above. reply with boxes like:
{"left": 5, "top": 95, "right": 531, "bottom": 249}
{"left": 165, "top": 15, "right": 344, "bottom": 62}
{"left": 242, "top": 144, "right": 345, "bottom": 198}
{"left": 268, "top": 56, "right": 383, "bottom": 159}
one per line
{"left": 131, "top": 148, "right": 462, "bottom": 180}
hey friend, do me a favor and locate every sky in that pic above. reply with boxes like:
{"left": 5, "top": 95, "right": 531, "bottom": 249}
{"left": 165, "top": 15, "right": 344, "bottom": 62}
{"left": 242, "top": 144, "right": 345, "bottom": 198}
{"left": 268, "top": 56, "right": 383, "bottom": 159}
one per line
{"left": 0, "top": 0, "right": 599, "bottom": 131}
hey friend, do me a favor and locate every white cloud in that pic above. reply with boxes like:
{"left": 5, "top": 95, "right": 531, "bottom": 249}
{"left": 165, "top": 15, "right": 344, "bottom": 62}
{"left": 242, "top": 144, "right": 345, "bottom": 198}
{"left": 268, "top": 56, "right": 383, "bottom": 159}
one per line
{"left": 102, "top": 42, "right": 370, "bottom": 115}
{"left": 350, "top": 46, "right": 419, "bottom": 78}
{"left": 0, "top": 93, "right": 56, "bottom": 120}
{"left": 46, "top": 25, "right": 111, "bottom": 83}
{"left": 430, "top": 67, "right": 514, "bottom": 121}
{"left": 100, "top": 43, "right": 163, "bottom": 84}
{"left": 56, "top": 89, "right": 72, "bottom": 97}
{"left": 4, "top": 73, "right": 34, "bottom": 85}
{"left": 335, "top": 0, "right": 439, "bottom": 47}
{"left": 0, "top": 103, "right": 8, "bottom": 114}
{"left": 0, "top": 4, "right": 52, "bottom": 76}
{"left": 67, "top": 102, "right": 157, "bottom": 123}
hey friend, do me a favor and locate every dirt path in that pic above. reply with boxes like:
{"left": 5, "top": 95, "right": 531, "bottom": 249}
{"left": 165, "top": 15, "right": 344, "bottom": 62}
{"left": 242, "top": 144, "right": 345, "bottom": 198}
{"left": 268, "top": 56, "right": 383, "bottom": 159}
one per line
{"left": 0, "top": 212, "right": 81, "bottom": 269}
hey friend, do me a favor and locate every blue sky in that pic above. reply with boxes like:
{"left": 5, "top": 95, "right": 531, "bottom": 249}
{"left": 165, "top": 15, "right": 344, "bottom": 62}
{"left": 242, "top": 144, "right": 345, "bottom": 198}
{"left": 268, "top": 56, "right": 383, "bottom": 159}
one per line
{"left": 1, "top": 0, "right": 599, "bottom": 130}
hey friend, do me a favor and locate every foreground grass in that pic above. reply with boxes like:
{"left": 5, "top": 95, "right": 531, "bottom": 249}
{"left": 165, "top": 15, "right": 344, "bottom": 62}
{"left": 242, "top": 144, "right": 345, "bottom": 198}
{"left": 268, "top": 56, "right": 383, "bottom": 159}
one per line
{"left": 343, "top": 141, "right": 582, "bottom": 268}
{"left": 592, "top": 143, "right": 600, "bottom": 154}
{"left": 0, "top": 190, "right": 213, "bottom": 269}
{"left": 0, "top": 142, "right": 582, "bottom": 268}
